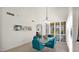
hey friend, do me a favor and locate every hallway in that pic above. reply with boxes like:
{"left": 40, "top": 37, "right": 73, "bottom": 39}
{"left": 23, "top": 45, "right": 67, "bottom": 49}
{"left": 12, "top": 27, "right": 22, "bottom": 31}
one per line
{"left": 0, "top": 7, "right": 70, "bottom": 52}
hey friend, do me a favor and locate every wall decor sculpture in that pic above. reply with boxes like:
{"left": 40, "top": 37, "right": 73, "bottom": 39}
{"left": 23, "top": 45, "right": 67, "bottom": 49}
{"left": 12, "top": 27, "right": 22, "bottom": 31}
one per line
{"left": 6, "top": 12, "right": 15, "bottom": 16}
{"left": 14, "top": 25, "right": 32, "bottom": 31}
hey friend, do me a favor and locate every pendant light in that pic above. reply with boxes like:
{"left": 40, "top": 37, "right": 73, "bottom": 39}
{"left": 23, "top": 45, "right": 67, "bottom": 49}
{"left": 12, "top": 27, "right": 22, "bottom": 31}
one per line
{"left": 44, "top": 7, "right": 48, "bottom": 23}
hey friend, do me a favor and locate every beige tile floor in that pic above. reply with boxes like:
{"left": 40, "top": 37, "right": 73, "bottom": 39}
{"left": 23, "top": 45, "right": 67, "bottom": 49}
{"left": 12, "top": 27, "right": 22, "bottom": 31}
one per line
{"left": 6, "top": 41, "right": 69, "bottom": 52}
{"left": 74, "top": 42, "right": 79, "bottom": 52}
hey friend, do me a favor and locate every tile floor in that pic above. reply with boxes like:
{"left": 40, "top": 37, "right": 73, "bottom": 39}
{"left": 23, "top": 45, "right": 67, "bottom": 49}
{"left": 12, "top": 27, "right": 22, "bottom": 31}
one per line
{"left": 74, "top": 42, "right": 79, "bottom": 52}
{"left": 6, "top": 41, "right": 69, "bottom": 52}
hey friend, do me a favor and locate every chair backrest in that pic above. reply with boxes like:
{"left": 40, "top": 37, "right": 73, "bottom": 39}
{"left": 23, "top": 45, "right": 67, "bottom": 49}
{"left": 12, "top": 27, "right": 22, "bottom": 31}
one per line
{"left": 32, "top": 36, "right": 44, "bottom": 50}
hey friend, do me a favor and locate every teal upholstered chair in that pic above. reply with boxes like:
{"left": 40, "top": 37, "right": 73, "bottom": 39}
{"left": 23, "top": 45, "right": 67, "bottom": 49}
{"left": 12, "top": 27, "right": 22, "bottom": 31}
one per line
{"left": 45, "top": 37, "right": 56, "bottom": 48}
{"left": 44, "top": 35, "right": 56, "bottom": 48}
{"left": 32, "top": 36, "right": 44, "bottom": 51}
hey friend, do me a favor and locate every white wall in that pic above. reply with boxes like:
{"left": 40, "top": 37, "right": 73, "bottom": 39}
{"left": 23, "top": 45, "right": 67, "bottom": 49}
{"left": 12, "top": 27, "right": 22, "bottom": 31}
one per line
{"left": 73, "top": 8, "right": 79, "bottom": 51}
{"left": 66, "top": 8, "right": 72, "bottom": 52}
{"left": 0, "top": 8, "right": 2, "bottom": 51}
{"left": 48, "top": 7, "right": 69, "bottom": 22}
{"left": 0, "top": 8, "right": 1, "bottom": 51}
{"left": 1, "top": 7, "right": 46, "bottom": 51}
